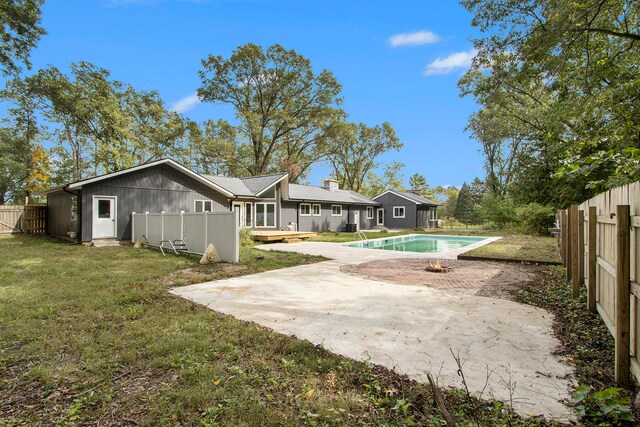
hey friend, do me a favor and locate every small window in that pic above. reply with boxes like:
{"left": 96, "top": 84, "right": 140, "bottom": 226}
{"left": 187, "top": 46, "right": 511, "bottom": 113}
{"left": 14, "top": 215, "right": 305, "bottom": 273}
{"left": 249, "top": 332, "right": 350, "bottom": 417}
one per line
{"left": 393, "top": 206, "right": 405, "bottom": 218}
{"left": 260, "top": 186, "right": 276, "bottom": 199}
{"left": 195, "top": 199, "right": 213, "bottom": 212}
{"left": 300, "top": 203, "right": 311, "bottom": 216}
{"left": 366, "top": 206, "right": 374, "bottom": 219}
{"left": 71, "top": 197, "right": 78, "bottom": 221}
{"left": 98, "top": 199, "right": 111, "bottom": 218}
{"left": 312, "top": 204, "right": 321, "bottom": 216}
{"left": 331, "top": 205, "right": 342, "bottom": 216}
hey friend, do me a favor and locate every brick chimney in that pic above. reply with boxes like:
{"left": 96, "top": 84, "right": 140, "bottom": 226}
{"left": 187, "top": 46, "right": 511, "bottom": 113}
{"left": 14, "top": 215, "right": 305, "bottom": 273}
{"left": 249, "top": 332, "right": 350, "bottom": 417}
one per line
{"left": 324, "top": 179, "right": 339, "bottom": 191}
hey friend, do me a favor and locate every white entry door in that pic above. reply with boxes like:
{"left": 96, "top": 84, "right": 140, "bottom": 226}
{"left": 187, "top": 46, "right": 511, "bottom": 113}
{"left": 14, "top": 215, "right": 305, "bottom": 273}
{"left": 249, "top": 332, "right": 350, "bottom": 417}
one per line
{"left": 377, "top": 208, "right": 384, "bottom": 226}
{"left": 352, "top": 210, "right": 360, "bottom": 231}
{"left": 93, "top": 196, "right": 117, "bottom": 239}
{"left": 232, "top": 202, "right": 253, "bottom": 228}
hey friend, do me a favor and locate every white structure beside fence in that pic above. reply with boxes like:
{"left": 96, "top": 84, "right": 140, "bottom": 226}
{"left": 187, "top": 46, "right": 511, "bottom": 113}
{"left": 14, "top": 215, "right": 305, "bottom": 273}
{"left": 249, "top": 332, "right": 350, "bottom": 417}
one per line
{"left": 131, "top": 211, "right": 239, "bottom": 263}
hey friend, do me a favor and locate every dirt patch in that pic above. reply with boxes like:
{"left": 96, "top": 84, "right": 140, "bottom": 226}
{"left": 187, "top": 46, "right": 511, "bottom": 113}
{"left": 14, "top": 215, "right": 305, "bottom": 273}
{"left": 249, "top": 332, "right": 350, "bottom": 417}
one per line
{"left": 160, "top": 264, "right": 249, "bottom": 286}
{"left": 343, "top": 258, "right": 542, "bottom": 300}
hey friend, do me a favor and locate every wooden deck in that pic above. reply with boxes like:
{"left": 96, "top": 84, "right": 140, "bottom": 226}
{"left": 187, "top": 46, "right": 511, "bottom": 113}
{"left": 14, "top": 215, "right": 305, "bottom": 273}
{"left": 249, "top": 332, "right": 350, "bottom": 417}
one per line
{"left": 252, "top": 230, "right": 317, "bottom": 243}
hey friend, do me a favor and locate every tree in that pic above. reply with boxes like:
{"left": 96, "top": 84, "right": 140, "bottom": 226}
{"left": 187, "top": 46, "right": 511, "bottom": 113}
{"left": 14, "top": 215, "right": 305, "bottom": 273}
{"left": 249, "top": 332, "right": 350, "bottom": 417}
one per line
{"left": 198, "top": 43, "right": 343, "bottom": 180}
{"left": 325, "top": 121, "right": 401, "bottom": 192}
{"left": 0, "top": 127, "right": 30, "bottom": 203}
{"left": 181, "top": 119, "right": 238, "bottom": 176}
{"left": 0, "top": 0, "right": 46, "bottom": 75}
{"left": 469, "top": 178, "right": 485, "bottom": 205}
{"left": 408, "top": 173, "right": 427, "bottom": 195}
{"left": 454, "top": 183, "right": 476, "bottom": 224}
{"left": 360, "top": 161, "right": 406, "bottom": 198}
{"left": 460, "top": 0, "right": 640, "bottom": 202}
{"left": 18, "top": 62, "right": 187, "bottom": 181}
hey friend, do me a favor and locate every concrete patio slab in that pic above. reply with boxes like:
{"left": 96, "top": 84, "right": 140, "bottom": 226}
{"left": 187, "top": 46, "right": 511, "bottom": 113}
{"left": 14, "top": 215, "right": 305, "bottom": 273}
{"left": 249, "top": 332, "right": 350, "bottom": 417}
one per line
{"left": 172, "top": 260, "right": 574, "bottom": 421}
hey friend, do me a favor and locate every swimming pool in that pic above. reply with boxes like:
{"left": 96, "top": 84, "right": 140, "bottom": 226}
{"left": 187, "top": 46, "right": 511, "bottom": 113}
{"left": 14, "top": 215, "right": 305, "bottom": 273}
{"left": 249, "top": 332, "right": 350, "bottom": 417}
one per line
{"left": 347, "top": 234, "right": 485, "bottom": 254}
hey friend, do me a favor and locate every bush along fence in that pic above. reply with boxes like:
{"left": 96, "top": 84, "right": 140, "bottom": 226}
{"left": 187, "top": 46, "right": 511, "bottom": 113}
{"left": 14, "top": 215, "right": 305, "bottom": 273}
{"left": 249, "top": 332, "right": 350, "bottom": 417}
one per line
{"left": 0, "top": 204, "right": 47, "bottom": 235}
{"left": 131, "top": 211, "right": 239, "bottom": 263}
{"left": 558, "top": 181, "right": 639, "bottom": 387}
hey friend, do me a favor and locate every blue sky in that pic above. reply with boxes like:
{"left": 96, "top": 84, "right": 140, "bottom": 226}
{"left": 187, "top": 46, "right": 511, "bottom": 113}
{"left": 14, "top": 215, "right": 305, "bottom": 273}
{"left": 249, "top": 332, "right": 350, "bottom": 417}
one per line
{"left": 27, "top": 0, "right": 484, "bottom": 188}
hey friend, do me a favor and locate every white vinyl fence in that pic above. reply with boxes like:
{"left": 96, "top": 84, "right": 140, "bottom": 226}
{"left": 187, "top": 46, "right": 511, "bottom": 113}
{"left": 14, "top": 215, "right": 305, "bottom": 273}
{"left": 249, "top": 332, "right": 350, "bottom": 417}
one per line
{"left": 131, "top": 211, "right": 239, "bottom": 263}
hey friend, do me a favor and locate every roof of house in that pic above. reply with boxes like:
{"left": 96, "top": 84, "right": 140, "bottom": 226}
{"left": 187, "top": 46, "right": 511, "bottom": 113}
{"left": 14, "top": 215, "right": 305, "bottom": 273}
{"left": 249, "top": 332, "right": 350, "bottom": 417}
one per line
{"left": 38, "top": 158, "right": 378, "bottom": 205}
{"left": 373, "top": 190, "right": 440, "bottom": 206}
{"left": 64, "top": 158, "right": 235, "bottom": 198}
{"left": 201, "top": 173, "right": 288, "bottom": 198}
{"left": 288, "top": 184, "right": 379, "bottom": 205}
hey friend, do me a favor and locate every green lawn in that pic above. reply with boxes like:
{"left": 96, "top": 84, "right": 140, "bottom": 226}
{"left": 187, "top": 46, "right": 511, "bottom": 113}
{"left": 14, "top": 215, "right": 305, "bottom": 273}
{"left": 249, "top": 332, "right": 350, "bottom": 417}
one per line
{"left": 0, "top": 235, "right": 553, "bottom": 426}
{"left": 460, "top": 235, "right": 561, "bottom": 264}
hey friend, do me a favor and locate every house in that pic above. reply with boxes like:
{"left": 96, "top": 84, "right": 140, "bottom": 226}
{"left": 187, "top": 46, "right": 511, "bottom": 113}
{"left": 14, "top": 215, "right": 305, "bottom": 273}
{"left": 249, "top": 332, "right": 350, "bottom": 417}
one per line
{"left": 372, "top": 190, "right": 439, "bottom": 229}
{"left": 40, "top": 158, "right": 383, "bottom": 242}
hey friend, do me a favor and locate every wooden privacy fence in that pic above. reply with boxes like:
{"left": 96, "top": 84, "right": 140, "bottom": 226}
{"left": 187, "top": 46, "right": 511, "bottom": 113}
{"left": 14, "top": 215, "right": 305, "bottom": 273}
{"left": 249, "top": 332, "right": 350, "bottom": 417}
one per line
{"left": 0, "top": 204, "right": 47, "bottom": 235}
{"left": 558, "top": 181, "right": 639, "bottom": 386}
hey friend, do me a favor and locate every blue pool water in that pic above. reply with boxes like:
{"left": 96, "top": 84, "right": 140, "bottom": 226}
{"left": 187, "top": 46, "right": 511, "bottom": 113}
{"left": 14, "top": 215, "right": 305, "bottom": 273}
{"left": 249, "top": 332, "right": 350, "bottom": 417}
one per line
{"left": 347, "top": 235, "right": 485, "bottom": 253}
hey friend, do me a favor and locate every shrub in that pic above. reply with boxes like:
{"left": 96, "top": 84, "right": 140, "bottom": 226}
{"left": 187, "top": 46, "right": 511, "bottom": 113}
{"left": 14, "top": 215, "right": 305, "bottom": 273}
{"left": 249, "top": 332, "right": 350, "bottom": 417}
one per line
{"left": 239, "top": 228, "right": 254, "bottom": 247}
{"left": 515, "top": 203, "right": 555, "bottom": 235}
{"left": 478, "top": 196, "right": 516, "bottom": 229}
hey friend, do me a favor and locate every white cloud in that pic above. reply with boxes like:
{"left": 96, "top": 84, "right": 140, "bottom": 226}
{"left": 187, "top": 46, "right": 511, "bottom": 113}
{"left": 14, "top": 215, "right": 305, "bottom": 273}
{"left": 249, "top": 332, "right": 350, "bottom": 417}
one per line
{"left": 388, "top": 30, "right": 440, "bottom": 47}
{"left": 170, "top": 92, "right": 201, "bottom": 113}
{"left": 423, "top": 49, "right": 477, "bottom": 76}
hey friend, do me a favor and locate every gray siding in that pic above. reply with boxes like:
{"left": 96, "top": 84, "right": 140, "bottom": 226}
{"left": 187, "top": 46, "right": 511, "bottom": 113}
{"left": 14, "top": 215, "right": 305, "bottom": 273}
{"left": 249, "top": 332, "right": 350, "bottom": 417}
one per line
{"left": 47, "top": 191, "right": 78, "bottom": 238}
{"left": 281, "top": 201, "right": 298, "bottom": 229}
{"left": 374, "top": 193, "right": 418, "bottom": 229}
{"left": 283, "top": 201, "right": 375, "bottom": 232}
{"left": 80, "top": 164, "right": 230, "bottom": 241}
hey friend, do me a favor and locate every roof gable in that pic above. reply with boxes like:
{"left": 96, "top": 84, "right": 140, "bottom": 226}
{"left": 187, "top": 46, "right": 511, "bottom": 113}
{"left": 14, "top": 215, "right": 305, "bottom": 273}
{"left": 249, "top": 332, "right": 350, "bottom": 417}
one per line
{"left": 67, "top": 158, "right": 235, "bottom": 198}
{"left": 373, "top": 190, "right": 439, "bottom": 206}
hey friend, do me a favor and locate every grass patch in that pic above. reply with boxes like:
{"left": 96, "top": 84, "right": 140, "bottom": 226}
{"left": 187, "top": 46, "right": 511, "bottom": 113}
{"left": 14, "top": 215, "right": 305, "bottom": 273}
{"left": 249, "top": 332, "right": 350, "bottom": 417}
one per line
{"left": 516, "top": 267, "right": 637, "bottom": 425}
{"left": 461, "top": 234, "right": 561, "bottom": 264}
{"left": 1, "top": 235, "right": 559, "bottom": 425}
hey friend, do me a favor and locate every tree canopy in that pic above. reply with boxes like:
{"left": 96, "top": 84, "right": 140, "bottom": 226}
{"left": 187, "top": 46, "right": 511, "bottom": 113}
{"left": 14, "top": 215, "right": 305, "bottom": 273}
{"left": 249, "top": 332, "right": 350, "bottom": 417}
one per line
{"left": 0, "top": 0, "right": 46, "bottom": 76}
{"left": 198, "top": 43, "right": 344, "bottom": 180}
{"left": 461, "top": 0, "right": 640, "bottom": 206}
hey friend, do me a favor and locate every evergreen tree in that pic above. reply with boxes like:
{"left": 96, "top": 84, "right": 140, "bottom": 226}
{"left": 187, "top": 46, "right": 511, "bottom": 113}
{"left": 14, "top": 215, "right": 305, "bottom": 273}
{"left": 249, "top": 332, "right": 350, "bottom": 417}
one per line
{"left": 454, "top": 182, "right": 476, "bottom": 224}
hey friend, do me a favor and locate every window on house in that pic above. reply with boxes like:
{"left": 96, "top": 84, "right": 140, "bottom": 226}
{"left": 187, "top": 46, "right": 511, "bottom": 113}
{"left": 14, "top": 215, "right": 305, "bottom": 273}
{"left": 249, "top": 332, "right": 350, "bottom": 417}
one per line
{"left": 429, "top": 209, "right": 437, "bottom": 221}
{"left": 260, "top": 186, "right": 276, "bottom": 199}
{"left": 300, "top": 203, "right": 311, "bottom": 216}
{"left": 312, "top": 204, "right": 321, "bottom": 216}
{"left": 71, "top": 197, "right": 78, "bottom": 221}
{"left": 366, "top": 206, "right": 374, "bottom": 219}
{"left": 393, "top": 206, "right": 405, "bottom": 218}
{"left": 255, "top": 203, "right": 276, "bottom": 227}
{"left": 331, "top": 205, "right": 342, "bottom": 216}
{"left": 195, "top": 199, "right": 213, "bottom": 212}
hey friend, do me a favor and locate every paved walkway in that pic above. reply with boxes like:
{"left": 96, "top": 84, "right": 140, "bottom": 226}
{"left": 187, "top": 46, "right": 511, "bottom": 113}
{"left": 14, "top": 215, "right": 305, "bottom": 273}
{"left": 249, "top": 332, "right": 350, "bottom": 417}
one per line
{"left": 172, "top": 246, "right": 574, "bottom": 421}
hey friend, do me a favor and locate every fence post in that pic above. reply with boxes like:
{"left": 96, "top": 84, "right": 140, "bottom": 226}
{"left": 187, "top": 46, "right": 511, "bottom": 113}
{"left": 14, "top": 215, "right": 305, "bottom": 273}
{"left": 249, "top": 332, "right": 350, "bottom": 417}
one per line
{"left": 571, "top": 205, "right": 581, "bottom": 297}
{"left": 145, "top": 212, "right": 149, "bottom": 238}
{"left": 161, "top": 211, "right": 165, "bottom": 242}
{"left": 204, "top": 211, "right": 209, "bottom": 248}
{"left": 131, "top": 212, "right": 136, "bottom": 243}
{"left": 587, "top": 206, "right": 597, "bottom": 313}
{"left": 567, "top": 206, "right": 575, "bottom": 284}
{"left": 180, "top": 211, "right": 185, "bottom": 240}
{"left": 615, "top": 204, "right": 631, "bottom": 386}
{"left": 560, "top": 210, "right": 567, "bottom": 264}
